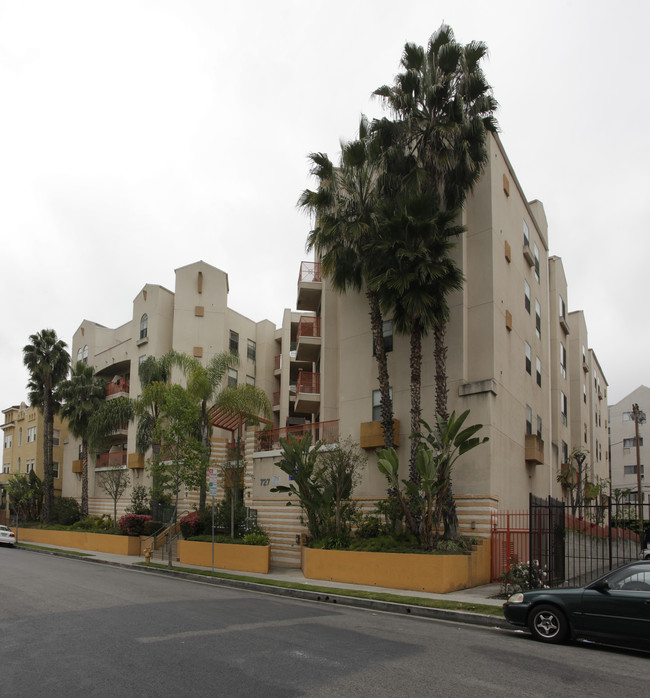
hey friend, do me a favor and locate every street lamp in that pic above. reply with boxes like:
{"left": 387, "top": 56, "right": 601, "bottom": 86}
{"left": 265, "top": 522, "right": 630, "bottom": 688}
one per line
{"left": 632, "top": 403, "right": 646, "bottom": 530}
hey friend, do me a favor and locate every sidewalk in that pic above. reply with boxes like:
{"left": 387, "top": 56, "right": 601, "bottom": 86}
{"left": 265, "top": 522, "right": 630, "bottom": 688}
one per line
{"left": 15, "top": 541, "right": 509, "bottom": 628}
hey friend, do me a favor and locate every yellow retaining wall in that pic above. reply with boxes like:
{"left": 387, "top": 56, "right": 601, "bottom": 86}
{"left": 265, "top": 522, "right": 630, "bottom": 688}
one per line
{"left": 15, "top": 528, "right": 141, "bottom": 555}
{"left": 178, "top": 540, "right": 270, "bottom": 574}
{"left": 302, "top": 539, "right": 490, "bottom": 593}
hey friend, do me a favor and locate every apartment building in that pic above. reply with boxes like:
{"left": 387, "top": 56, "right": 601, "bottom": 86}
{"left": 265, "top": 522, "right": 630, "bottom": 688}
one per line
{"left": 61, "top": 260, "right": 278, "bottom": 520}
{"left": 609, "top": 385, "right": 649, "bottom": 508}
{"left": 1, "top": 402, "right": 68, "bottom": 522}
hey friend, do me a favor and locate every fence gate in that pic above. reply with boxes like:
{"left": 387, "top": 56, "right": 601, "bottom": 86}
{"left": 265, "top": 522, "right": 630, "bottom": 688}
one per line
{"left": 529, "top": 494, "right": 565, "bottom": 587}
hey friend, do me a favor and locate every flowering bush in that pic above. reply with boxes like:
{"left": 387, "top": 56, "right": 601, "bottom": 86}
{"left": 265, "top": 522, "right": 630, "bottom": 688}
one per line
{"left": 499, "top": 557, "right": 548, "bottom": 596}
{"left": 179, "top": 511, "right": 201, "bottom": 539}
{"left": 118, "top": 514, "right": 152, "bottom": 536}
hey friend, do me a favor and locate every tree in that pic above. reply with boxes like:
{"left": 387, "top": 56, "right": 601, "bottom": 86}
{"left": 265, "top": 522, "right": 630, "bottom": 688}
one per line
{"left": 23, "top": 329, "right": 70, "bottom": 522}
{"left": 7, "top": 471, "right": 44, "bottom": 522}
{"left": 59, "top": 362, "right": 106, "bottom": 518}
{"left": 97, "top": 468, "right": 131, "bottom": 524}
{"left": 166, "top": 350, "right": 239, "bottom": 512}
{"left": 375, "top": 23, "right": 498, "bottom": 421}
{"left": 299, "top": 117, "right": 396, "bottom": 448}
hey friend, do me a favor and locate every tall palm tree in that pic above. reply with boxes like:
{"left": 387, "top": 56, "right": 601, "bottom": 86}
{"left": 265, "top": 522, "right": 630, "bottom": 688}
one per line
{"left": 59, "top": 362, "right": 106, "bottom": 517}
{"left": 23, "top": 329, "right": 70, "bottom": 522}
{"left": 299, "top": 117, "right": 396, "bottom": 448}
{"left": 375, "top": 23, "right": 498, "bottom": 420}
{"left": 166, "top": 350, "right": 239, "bottom": 512}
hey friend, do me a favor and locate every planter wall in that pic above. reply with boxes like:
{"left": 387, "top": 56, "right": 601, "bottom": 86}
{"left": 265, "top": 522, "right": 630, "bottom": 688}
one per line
{"left": 15, "top": 528, "right": 141, "bottom": 555}
{"left": 178, "top": 540, "right": 270, "bottom": 574}
{"left": 302, "top": 540, "right": 490, "bottom": 594}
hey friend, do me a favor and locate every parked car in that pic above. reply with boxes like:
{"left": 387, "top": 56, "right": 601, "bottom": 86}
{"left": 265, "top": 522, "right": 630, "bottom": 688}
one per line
{"left": 0, "top": 524, "right": 16, "bottom": 547}
{"left": 503, "top": 560, "right": 650, "bottom": 649}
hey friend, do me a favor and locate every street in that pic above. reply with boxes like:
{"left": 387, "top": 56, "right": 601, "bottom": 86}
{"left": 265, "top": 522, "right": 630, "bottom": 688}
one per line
{"left": 1, "top": 548, "right": 648, "bottom": 697}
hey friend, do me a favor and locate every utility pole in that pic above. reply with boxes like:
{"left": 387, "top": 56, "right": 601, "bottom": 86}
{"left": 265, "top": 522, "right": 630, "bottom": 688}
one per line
{"left": 632, "top": 403, "right": 646, "bottom": 531}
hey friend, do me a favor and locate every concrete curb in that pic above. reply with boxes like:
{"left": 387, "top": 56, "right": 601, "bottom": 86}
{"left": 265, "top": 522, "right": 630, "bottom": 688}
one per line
{"left": 18, "top": 545, "right": 511, "bottom": 631}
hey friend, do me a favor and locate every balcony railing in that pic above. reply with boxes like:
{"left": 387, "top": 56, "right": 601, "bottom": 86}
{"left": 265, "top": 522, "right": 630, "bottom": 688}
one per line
{"left": 106, "top": 378, "right": 130, "bottom": 397}
{"left": 297, "top": 316, "right": 321, "bottom": 340}
{"left": 96, "top": 452, "right": 128, "bottom": 468}
{"left": 255, "top": 420, "right": 339, "bottom": 452}
{"left": 297, "top": 372, "right": 320, "bottom": 395}
{"left": 298, "top": 261, "right": 322, "bottom": 284}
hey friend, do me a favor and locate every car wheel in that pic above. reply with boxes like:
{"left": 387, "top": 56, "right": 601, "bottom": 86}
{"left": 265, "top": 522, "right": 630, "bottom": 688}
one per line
{"left": 528, "top": 604, "right": 569, "bottom": 644}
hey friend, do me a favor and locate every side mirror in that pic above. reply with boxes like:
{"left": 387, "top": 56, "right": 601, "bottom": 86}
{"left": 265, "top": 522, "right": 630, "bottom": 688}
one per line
{"left": 591, "top": 579, "right": 610, "bottom": 592}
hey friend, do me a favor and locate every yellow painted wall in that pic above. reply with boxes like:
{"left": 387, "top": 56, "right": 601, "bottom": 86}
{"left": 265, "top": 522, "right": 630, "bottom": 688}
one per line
{"left": 302, "top": 539, "right": 491, "bottom": 594}
{"left": 15, "top": 528, "right": 141, "bottom": 555}
{"left": 178, "top": 540, "right": 270, "bottom": 574}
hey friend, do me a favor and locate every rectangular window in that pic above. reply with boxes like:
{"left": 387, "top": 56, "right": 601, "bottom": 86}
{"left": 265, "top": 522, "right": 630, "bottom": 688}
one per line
{"left": 559, "top": 295, "right": 566, "bottom": 319}
{"left": 622, "top": 411, "right": 634, "bottom": 421}
{"left": 229, "top": 331, "right": 239, "bottom": 355}
{"left": 583, "top": 384, "right": 587, "bottom": 404}
{"left": 536, "top": 356, "right": 542, "bottom": 387}
{"left": 227, "top": 368, "right": 238, "bottom": 387}
{"left": 247, "top": 339, "right": 256, "bottom": 363}
{"left": 53, "top": 429, "right": 60, "bottom": 446}
{"left": 525, "top": 342, "right": 532, "bottom": 375}
{"left": 2, "top": 464, "right": 9, "bottom": 474}
{"left": 523, "top": 219, "right": 530, "bottom": 247}
{"left": 25, "top": 460, "right": 35, "bottom": 474}
{"left": 560, "top": 391, "right": 568, "bottom": 426}
{"left": 52, "top": 462, "right": 59, "bottom": 479}
{"left": 372, "top": 387, "right": 392, "bottom": 421}
{"left": 525, "top": 405, "right": 533, "bottom": 435}
{"left": 533, "top": 242, "right": 540, "bottom": 283}
{"left": 536, "top": 416, "right": 543, "bottom": 439}
{"left": 560, "top": 343, "right": 567, "bottom": 379}
{"left": 535, "top": 299, "right": 541, "bottom": 338}
{"left": 624, "top": 437, "right": 644, "bottom": 448}
{"left": 373, "top": 320, "right": 394, "bottom": 356}
{"left": 524, "top": 281, "right": 531, "bottom": 314}
{"left": 624, "top": 465, "right": 645, "bottom": 476}
{"left": 584, "top": 423, "right": 588, "bottom": 444}
{"left": 246, "top": 375, "right": 255, "bottom": 386}
{"left": 27, "top": 427, "right": 36, "bottom": 443}
{"left": 562, "top": 441, "right": 569, "bottom": 464}
{"left": 3, "top": 434, "right": 11, "bottom": 449}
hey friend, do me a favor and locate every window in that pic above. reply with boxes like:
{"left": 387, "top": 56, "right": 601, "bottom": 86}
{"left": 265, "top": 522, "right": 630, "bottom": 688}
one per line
{"left": 560, "top": 392, "right": 567, "bottom": 426}
{"left": 559, "top": 295, "right": 567, "bottom": 320}
{"left": 536, "top": 416, "right": 543, "bottom": 439}
{"left": 2, "top": 464, "right": 9, "bottom": 474}
{"left": 525, "top": 405, "right": 533, "bottom": 435}
{"left": 524, "top": 281, "right": 531, "bottom": 314}
{"left": 622, "top": 411, "right": 634, "bottom": 421}
{"left": 372, "top": 388, "right": 392, "bottom": 421}
{"left": 25, "top": 460, "right": 35, "bottom": 473}
{"left": 584, "top": 423, "right": 588, "bottom": 444}
{"left": 82, "top": 345, "right": 88, "bottom": 365}
{"left": 560, "top": 343, "right": 567, "bottom": 379}
{"left": 139, "top": 314, "right": 148, "bottom": 340}
{"left": 3, "top": 433, "right": 12, "bottom": 449}
{"left": 53, "top": 429, "right": 60, "bottom": 446}
{"left": 52, "top": 462, "right": 59, "bottom": 479}
{"left": 247, "top": 339, "right": 256, "bottom": 363}
{"left": 17, "top": 457, "right": 21, "bottom": 472}
{"left": 624, "top": 465, "right": 645, "bottom": 476}
{"left": 246, "top": 375, "right": 255, "bottom": 386}
{"left": 18, "top": 427, "right": 22, "bottom": 446}
{"left": 561, "top": 441, "right": 569, "bottom": 464}
{"left": 582, "top": 345, "right": 587, "bottom": 366}
{"left": 533, "top": 243, "right": 540, "bottom": 283}
{"left": 77, "top": 347, "right": 83, "bottom": 363}
{"left": 523, "top": 219, "right": 530, "bottom": 247}
{"left": 536, "top": 357, "right": 542, "bottom": 387}
{"left": 525, "top": 342, "right": 532, "bottom": 374}
{"left": 583, "top": 384, "right": 587, "bottom": 404}
{"left": 373, "top": 320, "right": 394, "bottom": 355}
{"left": 535, "top": 299, "right": 541, "bottom": 338}
{"left": 624, "top": 437, "right": 644, "bottom": 449}
{"left": 229, "top": 330, "right": 239, "bottom": 355}
{"left": 139, "top": 355, "right": 147, "bottom": 365}
{"left": 228, "top": 368, "right": 238, "bottom": 387}
{"left": 27, "top": 427, "right": 36, "bottom": 443}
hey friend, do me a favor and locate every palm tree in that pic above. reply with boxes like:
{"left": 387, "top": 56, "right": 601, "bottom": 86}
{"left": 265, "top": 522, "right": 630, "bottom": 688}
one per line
{"left": 23, "top": 329, "right": 70, "bottom": 522}
{"left": 375, "top": 23, "right": 498, "bottom": 420}
{"left": 299, "top": 117, "right": 396, "bottom": 448}
{"left": 59, "top": 362, "right": 106, "bottom": 518}
{"left": 166, "top": 350, "right": 239, "bottom": 512}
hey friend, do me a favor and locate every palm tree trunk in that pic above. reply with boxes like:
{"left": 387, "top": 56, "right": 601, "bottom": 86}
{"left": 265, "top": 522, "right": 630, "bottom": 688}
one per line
{"left": 367, "top": 289, "right": 394, "bottom": 448}
{"left": 81, "top": 439, "right": 89, "bottom": 518}
{"left": 409, "top": 324, "right": 422, "bottom": 482}
{"left": 42, "top": 390, "right": 53, "bottom": 522}
{"left": 434, "top": 320, "right": 449, "bottom": 421}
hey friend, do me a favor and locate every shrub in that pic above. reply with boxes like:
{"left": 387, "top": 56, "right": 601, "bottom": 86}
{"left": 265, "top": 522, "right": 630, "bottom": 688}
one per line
{"left": 143, "top": 520, "right": 163, "bottom": 536}
{"left": 179, "top": 511, "right": 201, "bottom": 539}
{"left": 241, "top": 532, "right": 269, "bottom": 546}
{"left": 52, "top": 497, "right": 81, "bottom": 526}
{"left": 125, "top": 485, "right": 151, "bottom": 515}
{"left": 71, "top": 515, "right": 114, "bottom": 531}
{"left": 118, "top": 513, "right": 152, "bottom": 536}
{"left": 499, "top": 557, "right": 548, "bottom": 596}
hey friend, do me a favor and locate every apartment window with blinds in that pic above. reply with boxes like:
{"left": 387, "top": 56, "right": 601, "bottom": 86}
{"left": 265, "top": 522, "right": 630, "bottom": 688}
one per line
{"left": 533, "top": 243, "right": 540, "bottom": 283}
{"left": 525, "top": 342, "right": 532, "bottom": 374}
{"left": 247, "top": 339, "right": 256, "bottom": 363}
{"left": 560, "top": 392, "right": 568, "bottom": 426}
{"left": 525, "top": 405, "right": 533, "bottom": 435}
{"left": 535, "top": 299, "right": 541, "bottom": 339}
{"left": 624, "top": 437, "right": 644, "bottom": 448}
{"left": 536, "top": 416, "right": 543, "bottom": 439}
{"left": 228, "top": 368, "right": 238, "bottom": 387}
{"left": 229, "top": 331, "right": 239, "bottom": 355}
{"left": 536, "top": 357, "right": 542, "bottom": 387}
{"left": 562, "top": 441, "right": 569, "bottom": 464}
{"left": 560, "top": 343, "right": 567, "bottom": 379}
{"left": 523, "top": 219, "right": 530, "bottom": 247}
{"left": 27, "top": 427, "right": 36, "bottom": 443}
{"left": 524, "top": 280, "right": 531, "bottom": 314}
{"left": 372, "top": 388, "right": 392, "bottom": 421}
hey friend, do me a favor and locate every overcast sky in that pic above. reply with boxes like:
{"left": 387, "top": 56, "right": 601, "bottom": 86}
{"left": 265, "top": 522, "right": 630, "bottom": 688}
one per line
{"left": 1, "top": 0, "right": 648, "bottom": 410}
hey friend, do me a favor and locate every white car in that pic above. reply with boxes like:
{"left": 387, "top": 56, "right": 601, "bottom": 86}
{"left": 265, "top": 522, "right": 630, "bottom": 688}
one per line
{"left": 0, "top": 524, "right": 16, "bottom": 547}
{"left": 642, "top": 547, "right": 650, "bottom": 561}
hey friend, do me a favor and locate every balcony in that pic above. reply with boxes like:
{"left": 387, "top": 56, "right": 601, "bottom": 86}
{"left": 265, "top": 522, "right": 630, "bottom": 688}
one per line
{"left": 559, "top": 315, "right": 570, "bottom": 335}
{"left": 106, "top": 377, "right": 130, "bottom": 398}
{"left": 525, "top": 434, "right": 544, "bottom": 465}
{"left": 295, "top": 372, "right": 320, "bottom": 414}
{"left": 360, "top": 419, "right": 400, "bottom": 449}
{"left": 255, "top": 420, "right": 339, "bottom": 452}
{"left": 95, "top": 452, "right": 127, "bottom": 469}
{"left": 523, "top": 244, "right": 535, "bottom": 267}
{"left": 297, "top": 261, "right": 322, "bottom": 312}
{"left": 295, "top": 316, "right": 322, "bottom": 362}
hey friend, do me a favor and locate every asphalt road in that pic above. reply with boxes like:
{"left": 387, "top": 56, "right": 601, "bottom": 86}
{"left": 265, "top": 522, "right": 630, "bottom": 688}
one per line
{"left": 1, "top": 547, "right": 648, "bottom": 697}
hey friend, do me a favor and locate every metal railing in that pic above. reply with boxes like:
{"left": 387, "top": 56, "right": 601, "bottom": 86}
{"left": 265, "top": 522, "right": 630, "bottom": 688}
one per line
{"left": 95, "top": 452, "right": 127, "bottom": 468}
{"left": 254, "top": 420, "right": 339, "bottom": 452}
{"left": 298, "top": 261, "right": 322, "bottom": 284}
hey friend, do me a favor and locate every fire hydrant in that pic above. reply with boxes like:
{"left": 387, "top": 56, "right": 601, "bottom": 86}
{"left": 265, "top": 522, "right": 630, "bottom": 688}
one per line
{"left": 144, "top": 548, "right": 152, "bottom": 565}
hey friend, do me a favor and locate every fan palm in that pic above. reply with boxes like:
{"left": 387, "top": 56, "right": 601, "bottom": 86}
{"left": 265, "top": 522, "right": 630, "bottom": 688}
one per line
{"left": 23, "top": 329, "right": 70, "bottom": 521}
{"left": 59, "top": 362, "right": 106, "bottom": 517}
{"left": 299, "top": 116, "right": 396, "bottom": 447}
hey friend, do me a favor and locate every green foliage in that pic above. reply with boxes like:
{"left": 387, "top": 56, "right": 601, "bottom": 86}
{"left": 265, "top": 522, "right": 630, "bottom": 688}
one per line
{"left": 118, "top": 514, "right": 152, "bottom": 536}
{"left": 6, "top": 471, "right": 44, "bottom": 521}
{"left": 96, "top": 468, "right": 131, "bottom": 523}
{"left": 125, "top": 484, "right": 151, "bottom": 515}
{"left": 51, "top": 497, "right": 81, "bottom": 526}
{"left": 499, "top": 558, "right": 548, "bottom": 597}
{"left": 71, "top": 515, "right": 114, "bottom": 531}
{"left": 241, "top": 532, "right": 269, "bottom": 546}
